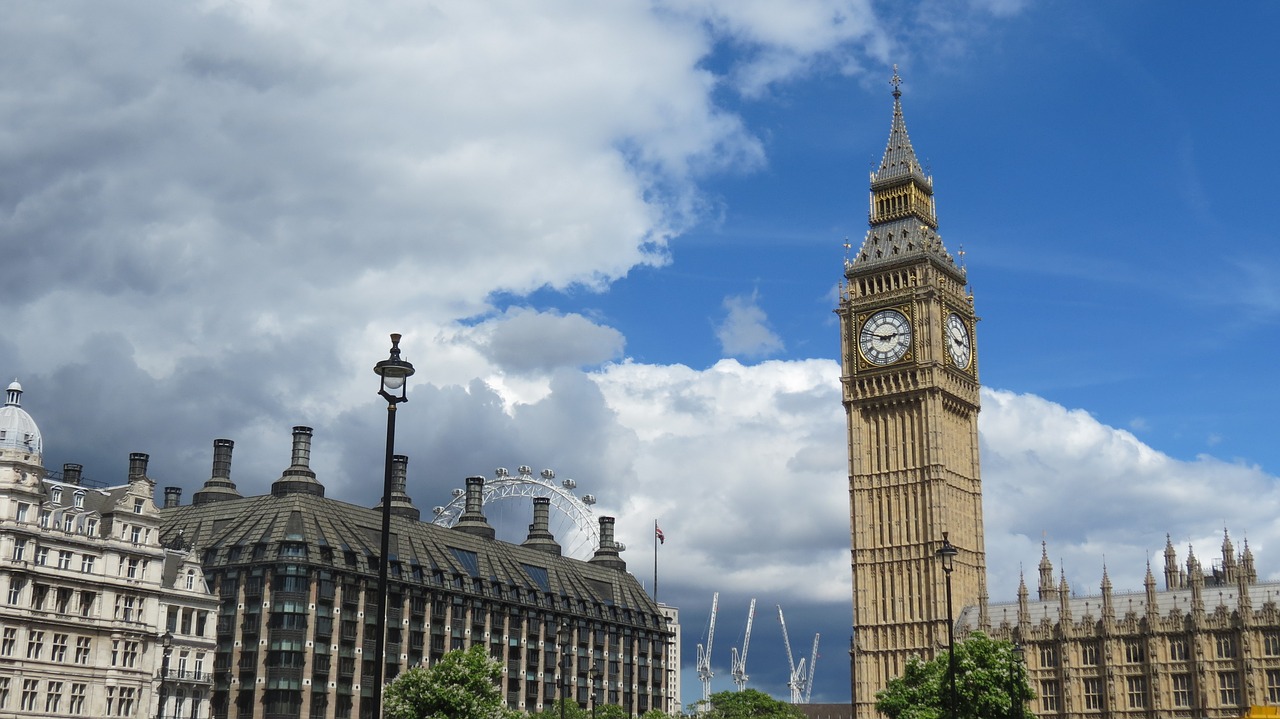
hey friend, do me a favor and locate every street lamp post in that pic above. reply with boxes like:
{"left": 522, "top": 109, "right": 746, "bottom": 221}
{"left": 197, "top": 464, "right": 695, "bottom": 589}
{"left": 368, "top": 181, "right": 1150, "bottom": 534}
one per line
{"left": 558, "top": 623, "right": 572, "bottom": 719}
{"left": 156, "top": 630, "right": 173, "bottom": 719}
{"left": 1008, "top": 643, "right": 1024, "bottom": 719}
{"left": 372, "top": 334, "right": 415, "bottom": 719}
{"left": 936, "top": 533, "right": 959, "bottom": 719}
{"left": 589, "top": 663, "right": 599, "bottom": 719}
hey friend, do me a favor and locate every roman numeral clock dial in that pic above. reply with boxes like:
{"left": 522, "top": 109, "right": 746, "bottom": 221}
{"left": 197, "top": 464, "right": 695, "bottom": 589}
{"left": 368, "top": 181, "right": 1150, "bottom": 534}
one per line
{"left": 858, "top": 308, "right": 912, "bottom": 366}
{"left": 946, "top": 312, "right": 971, "bottom": 370}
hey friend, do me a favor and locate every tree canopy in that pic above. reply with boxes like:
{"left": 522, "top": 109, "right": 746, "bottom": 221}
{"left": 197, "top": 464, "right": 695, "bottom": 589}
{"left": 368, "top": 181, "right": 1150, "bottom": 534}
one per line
{"left": 693, "top": 689, "right": 804, "bottom": 719}
{"left": 875, "top": 633, "right": 1034, "bottom": 719}
{"left": 384, "top": 644, "right": 517, "bottom": 719}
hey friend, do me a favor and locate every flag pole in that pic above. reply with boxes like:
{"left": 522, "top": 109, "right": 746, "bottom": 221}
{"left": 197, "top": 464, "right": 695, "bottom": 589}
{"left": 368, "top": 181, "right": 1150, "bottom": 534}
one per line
{"left": 653, "top": 519, "right": 659, "bottom": 603}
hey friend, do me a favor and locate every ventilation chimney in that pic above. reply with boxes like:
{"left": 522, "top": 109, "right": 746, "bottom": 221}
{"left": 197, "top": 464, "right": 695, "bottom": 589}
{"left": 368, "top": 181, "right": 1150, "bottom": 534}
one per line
{"left": 128, "top": 452, "right": 150, "bottom": 480}
{"left": 452, "top": 476, "right": 495, "bottom": 539}
{"left": 193, "top": 439, "right": 243, "bottom": 505}
{"left": 271, "top": 426, "right": 325, "bottom": 497}
{"left": 62, "top": 463, "right": 83, "bottom": 486}
{"left": 375, "top": 454, "right": 420, "bottom": 521}
{"left": 213, "top": 438, "right": 233, "bottom": 479}
{"left": 590, "top": 516, "right": 626, "bottom": 571}
{"left": 522, "top": 497, "right": 562, "bottom": 555}
{"left": 163, "top": 486, "right": 182, "bottom": 508}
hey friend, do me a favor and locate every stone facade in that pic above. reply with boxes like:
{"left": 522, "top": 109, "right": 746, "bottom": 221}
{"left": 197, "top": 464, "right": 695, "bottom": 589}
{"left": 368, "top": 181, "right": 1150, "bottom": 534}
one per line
{"left": 968, "top": 535, "right": 1280, "bottom": 719}
{"left": 0, "top": 381, "right": 217, "bottom": 718}
{"left": 837, "top": 70, "right": 988, "bottom": 719}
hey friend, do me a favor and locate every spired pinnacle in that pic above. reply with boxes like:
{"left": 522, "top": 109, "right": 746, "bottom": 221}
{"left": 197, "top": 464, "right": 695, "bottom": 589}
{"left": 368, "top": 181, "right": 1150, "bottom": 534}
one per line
{"left": 847, "top": 65, "right": 964, "bottom": 279}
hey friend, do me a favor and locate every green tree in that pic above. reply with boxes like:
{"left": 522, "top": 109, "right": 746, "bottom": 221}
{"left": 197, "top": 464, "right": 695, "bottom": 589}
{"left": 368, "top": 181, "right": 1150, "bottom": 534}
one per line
{"left": 695, "top": 689, "right": 804, "bottom": 719}
{"left": 384, "top": 644, "right": 517, "bottom": 719}
{"left": 875, "top": 633, "right": 1034, "bottom": 719}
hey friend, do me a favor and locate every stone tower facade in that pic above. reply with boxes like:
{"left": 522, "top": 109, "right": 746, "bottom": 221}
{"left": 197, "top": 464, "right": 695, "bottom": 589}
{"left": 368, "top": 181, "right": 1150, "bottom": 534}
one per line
{"left": 836, "top": 69, "right": 988, "bottom": 719}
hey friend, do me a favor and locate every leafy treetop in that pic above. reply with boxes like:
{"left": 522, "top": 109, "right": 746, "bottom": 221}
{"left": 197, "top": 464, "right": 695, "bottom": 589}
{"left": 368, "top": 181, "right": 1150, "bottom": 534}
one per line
{"left": 875, "top": 633, "right": 1034, "bottom": 719}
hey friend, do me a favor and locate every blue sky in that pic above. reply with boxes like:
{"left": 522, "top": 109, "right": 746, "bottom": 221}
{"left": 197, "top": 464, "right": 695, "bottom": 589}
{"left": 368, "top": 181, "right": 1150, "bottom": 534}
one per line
{"left": 3, "top": 0, "right": 1280, "bottom": 708}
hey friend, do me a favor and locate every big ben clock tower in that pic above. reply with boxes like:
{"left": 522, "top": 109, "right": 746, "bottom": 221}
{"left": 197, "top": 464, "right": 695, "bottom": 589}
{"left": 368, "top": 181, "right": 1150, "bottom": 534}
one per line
{"left": 837, "top": 69, "right": 988, "bottom": 719}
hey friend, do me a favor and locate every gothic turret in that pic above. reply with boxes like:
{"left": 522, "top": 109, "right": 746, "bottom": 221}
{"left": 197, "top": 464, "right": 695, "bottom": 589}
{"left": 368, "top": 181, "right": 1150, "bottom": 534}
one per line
{"left": 1038, "top": 541, "right": 1057, "bottom": 601}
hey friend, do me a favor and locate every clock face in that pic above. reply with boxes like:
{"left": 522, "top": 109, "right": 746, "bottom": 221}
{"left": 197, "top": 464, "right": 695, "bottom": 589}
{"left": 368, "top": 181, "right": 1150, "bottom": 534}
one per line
{"left": 859, "top": 309, "right": 912, "bottom": 366}
{"left": 946, "top": 313, "right": 971, "bottom": 370}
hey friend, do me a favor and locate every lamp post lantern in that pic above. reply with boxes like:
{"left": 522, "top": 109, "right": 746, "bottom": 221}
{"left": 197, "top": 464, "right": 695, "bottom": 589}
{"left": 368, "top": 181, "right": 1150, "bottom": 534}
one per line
{"left": 157, "top": 630, "right": 173, "bottom": 719}
{"left": 936, "top": 533, "right": 958, "bottom": 719}
{"left": 372, "top": 333, "right": 414, "bottom": 719}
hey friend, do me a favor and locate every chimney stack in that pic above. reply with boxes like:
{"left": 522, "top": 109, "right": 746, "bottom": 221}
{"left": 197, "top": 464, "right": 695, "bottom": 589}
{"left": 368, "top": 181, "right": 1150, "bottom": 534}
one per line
{"left": 271, "top": 426, "right": 325, "bottom": 497}
{"left": 163, "top": 486, "right": 182, "bottom": 508}
{"left": 212, "top": 438, "right": 233, "bottom": 479}
{"left": 590, "top": 516, "right": 627, "bottom": 571}
{"left": 522, "top": 497, "right": 562, "bottom": 555}
{"left": 128, "top": 452, "right": 149, "bottom": 480}
{"left": 62, "top": 463, "right": 82, "bottom": 485}
{"left": 452, "top": 476, "right": 495, "bottom": 539}
{"left": 375, "top": 454, "right": 420, "bottom": 521}
{"left": 193, "top": 439, "right": 243, "bottom": 505}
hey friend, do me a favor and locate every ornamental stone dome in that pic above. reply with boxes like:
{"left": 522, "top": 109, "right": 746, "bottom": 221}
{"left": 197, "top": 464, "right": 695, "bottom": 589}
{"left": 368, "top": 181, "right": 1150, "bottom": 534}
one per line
{"left": 0, "top": 380, "right": 42, "bottom": 461}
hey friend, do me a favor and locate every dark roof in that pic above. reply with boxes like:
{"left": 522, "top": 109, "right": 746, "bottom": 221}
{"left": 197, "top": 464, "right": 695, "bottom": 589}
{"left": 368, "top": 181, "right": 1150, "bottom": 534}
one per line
{"left": 160, "top": 492, "right": 662, "bottom": 624}
{"left": 796, "top": 704, "right": 854, "bottom": 719}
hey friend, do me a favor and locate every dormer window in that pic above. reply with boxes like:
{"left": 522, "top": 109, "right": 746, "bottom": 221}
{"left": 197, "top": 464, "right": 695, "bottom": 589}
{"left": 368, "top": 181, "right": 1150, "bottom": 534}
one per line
{"left": 73, "top": 492, "right": 84, "bottom": 509}
{"left": 51, "top": 488, "right": 62, "bottom": 505}
{"left": 133, "top": 499, "right": 144, "bottom": 514}
{"left": 38, "top": 511, "right": 50, "bottom": 528}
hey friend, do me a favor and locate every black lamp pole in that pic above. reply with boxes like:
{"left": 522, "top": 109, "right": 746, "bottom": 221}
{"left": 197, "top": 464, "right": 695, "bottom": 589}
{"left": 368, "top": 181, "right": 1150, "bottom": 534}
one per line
{"left": 589, "top": 662, "right": 598, "bottom": 719}
{"left": 936, "top": 533, "right": 959, "bottom": 719}
{"left": 156, "top": 630, "right": 173, "bottom": 719}
{"left": 372, "top": 334, "right": 414, "bottom": 719}
{"left": 559, "top": 622, "right": 571, "bottom": 719}
{"left": 1009, "top": 643, "right": 1024, "bottom": 719}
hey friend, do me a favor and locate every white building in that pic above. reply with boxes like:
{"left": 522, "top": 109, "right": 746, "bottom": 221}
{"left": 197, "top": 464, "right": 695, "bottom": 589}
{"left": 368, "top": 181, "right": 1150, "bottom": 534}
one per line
{"left": 0, "top": 380, "right": 217, "bottom": 718}
{"left": 659, "top": 604, "right": 682, "bottom": 716}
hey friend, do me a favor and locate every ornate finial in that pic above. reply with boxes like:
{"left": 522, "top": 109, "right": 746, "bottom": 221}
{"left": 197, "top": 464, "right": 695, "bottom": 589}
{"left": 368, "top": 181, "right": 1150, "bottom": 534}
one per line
{"left": 891, "top": 65, "right": 902, "bottom": 99}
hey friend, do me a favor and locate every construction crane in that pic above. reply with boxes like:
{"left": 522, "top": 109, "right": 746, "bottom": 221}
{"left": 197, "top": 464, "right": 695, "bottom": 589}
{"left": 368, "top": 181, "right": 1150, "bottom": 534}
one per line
{"left": 802, "top": 632, "right": 820, "bottom": 703}
{"left": 777, "top": 605, "right": 819, "bottom": 704}
{"left": 696, "top": 592, "right": 719, "bottom": 711}
{"left": 730, "top": 598, "right": 756, "bottom": 691}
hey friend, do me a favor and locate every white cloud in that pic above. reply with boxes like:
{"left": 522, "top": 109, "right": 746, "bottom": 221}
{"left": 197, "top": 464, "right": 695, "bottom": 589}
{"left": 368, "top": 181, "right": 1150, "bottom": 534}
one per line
{"left": 460, "top": 308, "right": 626, "bottom": 375}
{"left": 979, "top": 388, "right": 1280, "bottom": 596}
{"left": 715, "top": 292, "right": 785, "bottom": 358}
{"left": 658, "top": 0, "right": 890, "bottom": 96}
